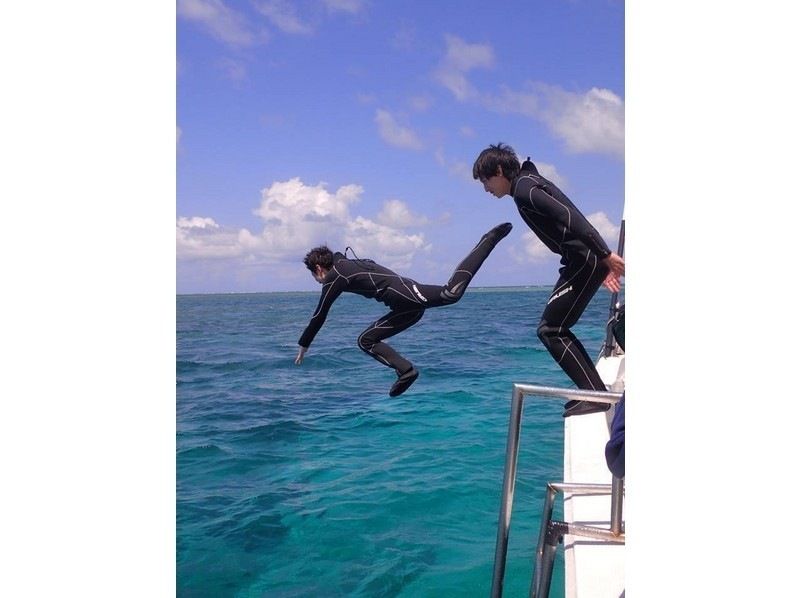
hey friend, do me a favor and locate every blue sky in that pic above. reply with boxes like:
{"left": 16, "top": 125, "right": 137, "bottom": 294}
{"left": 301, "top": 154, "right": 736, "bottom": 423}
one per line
{"left": 177, "top": 0, "right": 625, "bottom": 294}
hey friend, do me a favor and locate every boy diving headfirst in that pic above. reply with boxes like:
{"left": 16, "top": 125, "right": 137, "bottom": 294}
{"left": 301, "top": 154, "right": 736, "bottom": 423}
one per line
{"left": 295, "top": 222, "right": 513, "bottom": 396}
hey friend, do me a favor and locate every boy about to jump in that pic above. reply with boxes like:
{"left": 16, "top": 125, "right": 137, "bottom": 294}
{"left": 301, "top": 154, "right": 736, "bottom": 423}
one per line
{"left": 473, "top": 143, "right": 625, "bottom": 417}
{"left": 295, "top": 222, "right": 513, "bottom": 397}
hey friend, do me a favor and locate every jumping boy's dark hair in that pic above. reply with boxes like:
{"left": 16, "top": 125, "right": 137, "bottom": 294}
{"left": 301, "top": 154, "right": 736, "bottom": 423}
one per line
{"left": 472, "top": 142, "right": 521, "bottom": 181}
{"left": 303, "top": 245, "right": 334, "bottom": 273}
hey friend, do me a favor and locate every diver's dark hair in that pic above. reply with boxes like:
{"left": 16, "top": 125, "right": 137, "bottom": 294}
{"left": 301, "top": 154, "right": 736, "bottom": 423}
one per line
{"left": 303, "top": 246, "right": 334, "bottom": 273}
{"left": 472, "top": 142, "right": 521, "bottom": 181}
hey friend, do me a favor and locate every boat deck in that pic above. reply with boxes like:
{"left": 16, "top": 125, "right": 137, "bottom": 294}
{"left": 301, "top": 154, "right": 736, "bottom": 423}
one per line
{"left": 563, "top": 354, "right": 625, "bottom": 598}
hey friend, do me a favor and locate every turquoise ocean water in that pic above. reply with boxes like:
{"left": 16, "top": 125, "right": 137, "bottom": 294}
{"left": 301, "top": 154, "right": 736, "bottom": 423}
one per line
{"left": 177, "top": 287, "right": 616, "bottom": 597}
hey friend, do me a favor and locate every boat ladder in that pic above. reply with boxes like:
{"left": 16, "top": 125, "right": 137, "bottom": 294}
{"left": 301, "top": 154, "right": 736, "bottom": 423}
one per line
{"left": 490, "top": 385, "right": 625, "bottom": 598}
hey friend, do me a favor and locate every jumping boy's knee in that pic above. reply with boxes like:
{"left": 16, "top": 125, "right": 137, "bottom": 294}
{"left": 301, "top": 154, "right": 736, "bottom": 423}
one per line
{"left": 357, "top": 334, "right": 375, "bottom": 353}
{"left": 439, "top": 280, "right": 468, "bottom": 304}
{"left": 537, "top": 322, "right": 558, "bottom": 344}
{"left": 438, "top": 291, "right": 460, "bottom": 305}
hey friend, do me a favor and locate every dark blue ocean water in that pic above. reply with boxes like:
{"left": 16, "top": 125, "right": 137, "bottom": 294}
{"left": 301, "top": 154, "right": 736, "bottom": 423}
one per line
{"left": 177, "top": 287, "right": 615, "bottom": 597}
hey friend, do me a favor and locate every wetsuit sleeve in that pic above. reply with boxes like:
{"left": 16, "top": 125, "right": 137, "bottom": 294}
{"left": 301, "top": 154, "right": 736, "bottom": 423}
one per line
{"left": 521, "top": 178, "right": 611, "bottom": 258}
{"left": 297, "top": 273, "right": 346, "bottom": 348}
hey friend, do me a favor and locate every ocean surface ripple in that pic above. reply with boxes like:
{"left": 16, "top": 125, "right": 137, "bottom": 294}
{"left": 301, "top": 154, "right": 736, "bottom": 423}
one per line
{"left": 178, "top": 288, "right": 617, "bottom": 597}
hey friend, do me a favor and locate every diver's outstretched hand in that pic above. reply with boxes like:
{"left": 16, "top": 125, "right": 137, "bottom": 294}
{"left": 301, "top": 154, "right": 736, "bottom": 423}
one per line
{"left": 294, "top": 346, "right": 307, "bottom": 365}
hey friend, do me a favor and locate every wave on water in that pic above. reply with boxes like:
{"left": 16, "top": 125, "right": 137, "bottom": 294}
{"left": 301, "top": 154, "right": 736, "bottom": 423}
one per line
{"left": 177, "top": 288, "right": 617, "bottom": 596}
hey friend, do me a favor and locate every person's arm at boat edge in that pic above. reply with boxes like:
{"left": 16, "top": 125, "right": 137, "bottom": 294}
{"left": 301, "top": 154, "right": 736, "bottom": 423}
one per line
{"left": 601, "top": 252, "right": 625, "bottom": 292}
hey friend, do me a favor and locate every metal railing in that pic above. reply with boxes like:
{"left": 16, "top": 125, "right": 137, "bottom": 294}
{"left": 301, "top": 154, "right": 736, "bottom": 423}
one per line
{"left": 529, "top": 479, "right": 624, "bottom": 598}
{"left": 490, "top": 385, "right": 624, "bottom": 598}
{"left": 602, "top": 218, "right": 625, "bottom": 358}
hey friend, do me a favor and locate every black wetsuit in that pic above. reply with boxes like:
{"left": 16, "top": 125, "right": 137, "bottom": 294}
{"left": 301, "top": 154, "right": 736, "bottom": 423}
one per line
{"left": 511, "top": 162, "right": 612, "bottom": 391}
{"left": 298, "top": 224, "right": 510, "bottom": 374}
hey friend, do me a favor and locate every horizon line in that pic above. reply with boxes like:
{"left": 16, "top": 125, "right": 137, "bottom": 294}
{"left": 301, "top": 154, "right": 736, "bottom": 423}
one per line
{"left": 176, "top": 283, "right": 625, "bottom": 297}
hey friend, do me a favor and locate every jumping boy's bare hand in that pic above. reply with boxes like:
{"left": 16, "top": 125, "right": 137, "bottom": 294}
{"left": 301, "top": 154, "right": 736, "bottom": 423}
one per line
{"left": 601, "top": 252, "right": 625, "bottom": 292}
{"left": 603, "top": 272, "right": 621, "bottom": 292}
{"left": 295, "top": 346, "right": 307, "bottom": 365}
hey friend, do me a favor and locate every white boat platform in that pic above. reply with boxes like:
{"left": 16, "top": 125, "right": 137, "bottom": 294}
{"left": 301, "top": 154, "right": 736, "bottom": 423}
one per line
{"left": 563, "top": 354, "right": 625, "bottom": 598}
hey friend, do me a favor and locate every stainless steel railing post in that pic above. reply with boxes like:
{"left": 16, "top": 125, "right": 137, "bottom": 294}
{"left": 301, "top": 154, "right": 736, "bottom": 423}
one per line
{"left": 530, "top": 484, "right": 558, "bottom": 598}
{"left": 490, "top": 385, "right": 525, "bottom": 598}
{"left": 603, "top": 219, "right": 625, "bottom": 357}
{"left": 533, "top": 538, "right": 559, "bottom": 598}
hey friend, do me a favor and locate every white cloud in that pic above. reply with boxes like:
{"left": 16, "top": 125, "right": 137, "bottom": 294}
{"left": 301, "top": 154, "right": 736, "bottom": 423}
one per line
{"left": 532, "top": 160, "right": 568, "bottom": 190}
{"left": 374, "top": 109, "right": 424, "bottom": 150}
{"left": 177, "top": 0, "right": 263, "bottom": 47}
{"left": 177, "top": 217, "right": 246, "bottom": 259}
{"left": 448, "top": 161, "right": 473, "bottom": 182}
{"left": 376, "top": 199, "right": 430, "bottom": 228}
{"left": 436, "top": 70, "right": 473, "bottom": 102}
{"left": 253, "top": 176, "right": 360, "bottom": 232}
{"left": 485, "top": 86, "right": 539, "bottom": 119}
{"left": 586, "top": 211, "right": 621, "bottom": 247}
{"left": 322, "top": 0, "right": 366, "bottom": 14}
{"left": 434, "top": 147, "right": 474, "bottom": 183}
{"left": 178, "top": 216, "right": 217, "bottom": 229}
{"left": 254, "top": 0, "right": 313, "bottom": 35}
{"left": 539, "top": 86, "right": 624, "bottom": 158}
{"left": 178, "top": 178, "right": 430, "bottom": 270}
{"left": 434, "top": 35, "right": 495, "bottom": 101}
{"left": 486, "top": 84, "right": 623, "bottom": 158}
{"left": 441, "top": 34, "right": 494, "bottom": 72}
{"left": 344, "top": 217, "right": 428, "bottom": 271}
{"left": 433, "top": 40, "right": 623, "bottom": 159}
{"left": 515, "top": 230, "right": 556, "bottom": 262}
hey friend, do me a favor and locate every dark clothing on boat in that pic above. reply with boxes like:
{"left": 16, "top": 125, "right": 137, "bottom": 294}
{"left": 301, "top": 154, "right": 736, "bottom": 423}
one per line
{"left": 298, "top": 223, "right": 511, "bottom": 374}
{"left": 511, "top": 164, "right": 612, "bottom": 391}
{"left": 605, "top": 393, "right": 625, "bottom": 478}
